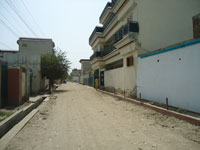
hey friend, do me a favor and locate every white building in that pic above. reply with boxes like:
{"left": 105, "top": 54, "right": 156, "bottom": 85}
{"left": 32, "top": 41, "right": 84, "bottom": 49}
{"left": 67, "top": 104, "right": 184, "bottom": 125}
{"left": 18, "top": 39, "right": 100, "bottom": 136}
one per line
{"left": 89, "top": 0, "right": 200, "bottom": 97}
{"left": 0, "top": 37, "right": 55, "bottom": 95}
{"left": 71, "top": 69, "right": 81, "bottom": 83}
{"left": 79, "top": 59, "right": 92, "bottom": 85}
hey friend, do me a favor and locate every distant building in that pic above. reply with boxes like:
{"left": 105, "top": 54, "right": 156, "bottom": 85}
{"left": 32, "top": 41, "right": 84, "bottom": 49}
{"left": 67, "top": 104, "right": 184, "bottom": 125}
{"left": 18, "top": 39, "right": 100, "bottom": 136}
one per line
{"left": 71, "top": 69, "right": 81, "bottom": 83}
{"left": 0, "top": 37, "right": 55, "bottom": 95}
{"left": 79, "top": 59, "right": 92, "bottom": 85}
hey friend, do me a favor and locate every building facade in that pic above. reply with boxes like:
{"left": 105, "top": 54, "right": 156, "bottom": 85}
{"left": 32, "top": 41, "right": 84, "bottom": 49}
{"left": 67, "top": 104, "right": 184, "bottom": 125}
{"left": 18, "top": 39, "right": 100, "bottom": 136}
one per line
{"left": 79, "top": 59, "right": 92, "bottom": 85}
{"left": 89, "top": 0, "right": 200, "bottom": 96}
{"left": 0, "top": 37, "right": 55, "bottom": 95}
{"left": 71, "top": 69, "right": 81, "bottom": 83}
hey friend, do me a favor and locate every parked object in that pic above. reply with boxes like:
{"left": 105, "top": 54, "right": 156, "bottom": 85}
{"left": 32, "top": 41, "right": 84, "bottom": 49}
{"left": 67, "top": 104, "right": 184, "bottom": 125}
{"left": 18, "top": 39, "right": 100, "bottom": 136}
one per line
{"left": 7, "top": 68, "right": 22, "bottom": 106}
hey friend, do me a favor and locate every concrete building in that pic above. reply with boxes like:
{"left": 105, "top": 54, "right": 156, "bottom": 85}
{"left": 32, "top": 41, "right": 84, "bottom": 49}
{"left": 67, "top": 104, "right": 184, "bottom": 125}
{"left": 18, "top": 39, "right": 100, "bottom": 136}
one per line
{"left": 89, "top": 0, "right": 200, "bottom": 96}
{"left": 0, "top": 37, "right": 55, "bottom": 95}
{"left": 71, "top": 69, "right": 81, "bottom": 83}
{"left": 79, "top": 59, "right": 92, "bottom": 85}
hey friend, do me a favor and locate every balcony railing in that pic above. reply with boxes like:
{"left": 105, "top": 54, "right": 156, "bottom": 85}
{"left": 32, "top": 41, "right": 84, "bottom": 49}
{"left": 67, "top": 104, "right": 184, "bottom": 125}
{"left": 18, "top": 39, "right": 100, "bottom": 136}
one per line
{"left": 90, "top": 0, "right": 130, "bottom": 44}
{"left": 89, "top": 26, "right": 104, "bottom": 43}
{"left": 103, "top": 13, "right": 116, "bottom": 31}
{"left": 90, "top": 13, "right": 116, "bottom": 44}
{"left": 90, "top": 44, "right": 116, "bottom": 61}
{"left": 102, "top": 44, "right": 116, "bottom": 57}
{"left": 90, "top": 51, "right": 102, "bottom": 61}
{"left": 111, "top": 0, "right": 118, "bottom": 6}
{"left": 100, "top": 2, "right": 112, "bottom": 21}
{"left": 114, "top": 22, "right": 139, "bottom": 43}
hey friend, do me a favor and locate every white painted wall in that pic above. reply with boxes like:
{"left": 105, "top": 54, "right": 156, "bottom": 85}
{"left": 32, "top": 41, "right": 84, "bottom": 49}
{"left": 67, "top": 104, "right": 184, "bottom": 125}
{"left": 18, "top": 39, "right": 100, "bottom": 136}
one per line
{"left": 105, "top": 65, "right": 136, "bottom": 93}
{"left": 136, "top": 0, "right": 200, "bottom": 51}
{"left": 72, "top": 76, "right": 80, "bottom": 83}
{"left": 137, "top": 43, "right": 200, "bottom": 113}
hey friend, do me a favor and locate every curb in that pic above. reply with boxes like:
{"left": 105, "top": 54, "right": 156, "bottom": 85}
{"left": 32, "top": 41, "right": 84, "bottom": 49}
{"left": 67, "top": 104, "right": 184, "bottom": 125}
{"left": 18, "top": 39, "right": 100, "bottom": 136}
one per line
{"left": 0, "top": 96, "right": 44, "bottom": 139}
{"left": 98, "top": 89, "right": 200, "bottom": 126}
{"left": 0, "top": 109, "right": 39, "bottom": 150}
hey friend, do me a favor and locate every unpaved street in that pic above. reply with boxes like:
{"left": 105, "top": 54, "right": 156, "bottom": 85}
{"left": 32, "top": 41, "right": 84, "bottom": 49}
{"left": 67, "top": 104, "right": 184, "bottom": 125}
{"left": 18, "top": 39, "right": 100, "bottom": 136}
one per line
{"left": 5, "top": 83, "right": 200, "bottom": 150}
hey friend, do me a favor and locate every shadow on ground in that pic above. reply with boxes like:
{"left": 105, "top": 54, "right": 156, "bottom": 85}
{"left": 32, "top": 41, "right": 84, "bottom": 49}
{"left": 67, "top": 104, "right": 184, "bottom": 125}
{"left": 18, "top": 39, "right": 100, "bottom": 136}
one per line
{"left": 53, "top": 90, "right": 69, "bottom": 94}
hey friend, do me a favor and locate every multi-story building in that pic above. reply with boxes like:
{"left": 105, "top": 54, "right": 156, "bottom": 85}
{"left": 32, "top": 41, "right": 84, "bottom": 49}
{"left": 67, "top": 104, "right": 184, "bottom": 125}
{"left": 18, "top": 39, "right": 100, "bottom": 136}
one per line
{"left": 89, "top": 0, "right": 200, "bottom": 96}
{"left": 79, "top": 59, "right": 92, "bottom": 85}
{"left": 0, "top": 37, "right": 55, "bottom": 95}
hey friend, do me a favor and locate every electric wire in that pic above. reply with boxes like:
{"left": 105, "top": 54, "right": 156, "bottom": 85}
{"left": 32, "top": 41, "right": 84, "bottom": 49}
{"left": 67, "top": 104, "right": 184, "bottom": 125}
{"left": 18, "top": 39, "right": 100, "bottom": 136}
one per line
{"left": 0, "top": 12, "right": 24, "bottom": 36}
{"left": 0, "top": 0, "right": 27, "bottom": 36}
{"left": 0, "top": 17, "right": 19, "bottom": 37}
{"left": 0, "top": 41, "right": 13, "bottom": 49}
{"left": 21, "top": 0, "right": 46, "bottom": 36}
{"left": 5, "top": 0, "right": 39, "bottom": 37}
{"left": 12, "top": 0, "right": 43, "bottom": 37}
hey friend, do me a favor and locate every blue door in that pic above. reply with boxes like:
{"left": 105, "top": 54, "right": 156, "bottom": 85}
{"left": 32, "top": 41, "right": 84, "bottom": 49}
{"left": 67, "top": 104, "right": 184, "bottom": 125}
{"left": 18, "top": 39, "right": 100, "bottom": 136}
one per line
{"left": 88, "top": 73, "right": 93, "bottom": 87}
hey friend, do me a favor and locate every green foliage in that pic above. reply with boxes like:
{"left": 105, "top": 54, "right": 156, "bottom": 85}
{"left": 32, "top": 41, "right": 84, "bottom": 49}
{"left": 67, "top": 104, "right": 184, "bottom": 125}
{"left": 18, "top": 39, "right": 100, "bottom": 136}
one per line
{"left": 41, "top": 50, "right": 70, "bottom": 82}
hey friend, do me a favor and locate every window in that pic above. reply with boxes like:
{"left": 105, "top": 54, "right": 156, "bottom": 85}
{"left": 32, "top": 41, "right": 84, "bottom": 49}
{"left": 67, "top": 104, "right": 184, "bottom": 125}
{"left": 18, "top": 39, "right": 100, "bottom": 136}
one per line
{"left": 22, "top": 43, "right": 27, "bottom": 47}
{"left": 127, "top": 56, "right": 134, "bottom": 66}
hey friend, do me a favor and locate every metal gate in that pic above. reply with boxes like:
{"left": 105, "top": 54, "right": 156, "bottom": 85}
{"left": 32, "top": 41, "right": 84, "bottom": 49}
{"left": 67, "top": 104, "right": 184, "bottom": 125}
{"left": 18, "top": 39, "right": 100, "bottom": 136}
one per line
{"left": 88, "top": 73, "right": 93, "bottom": 87}
{"left": 1, "top": 63, "right": 8, "bottom": 107}
{"left": 100, "top": 71, "right": 104, "bottom": 86}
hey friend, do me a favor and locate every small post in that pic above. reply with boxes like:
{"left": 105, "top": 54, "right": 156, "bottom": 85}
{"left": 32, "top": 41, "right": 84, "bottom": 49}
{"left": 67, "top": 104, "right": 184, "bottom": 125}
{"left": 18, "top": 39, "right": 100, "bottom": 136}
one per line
{"left": 139, "top": 93, "right": 141, "bottom": 101}
{"left": 166, "top": 97, "right": 168, "bottom": 110}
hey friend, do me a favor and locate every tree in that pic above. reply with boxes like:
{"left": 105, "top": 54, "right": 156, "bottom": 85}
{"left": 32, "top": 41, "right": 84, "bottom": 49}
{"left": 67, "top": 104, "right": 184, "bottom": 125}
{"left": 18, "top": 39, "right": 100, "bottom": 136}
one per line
{"left": 41, "top": 49, "right": 70, "bottom": 91}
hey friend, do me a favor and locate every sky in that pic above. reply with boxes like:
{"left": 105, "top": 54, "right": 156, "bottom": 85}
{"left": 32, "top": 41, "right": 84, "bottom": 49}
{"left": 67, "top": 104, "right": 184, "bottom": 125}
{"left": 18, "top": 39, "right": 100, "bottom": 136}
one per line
{"left": 0, "top": 0, "right": 109, "bottom": 72}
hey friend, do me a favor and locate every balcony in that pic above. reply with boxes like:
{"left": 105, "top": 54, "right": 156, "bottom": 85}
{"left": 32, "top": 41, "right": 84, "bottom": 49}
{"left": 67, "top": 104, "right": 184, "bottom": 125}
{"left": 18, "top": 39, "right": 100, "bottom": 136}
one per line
{"left": 111, "top": 0, "right": 118, "bottom": 6}
{"left": 114, "top": 22, "right": 139, "bottom": 43}
{"left": 102, "top": 44, "right": 116, "bottom": 57}
{"left": 103, "top": 13, "right": 116, "bottom": 31}
{"left": 90, "top": 44, "right": 116, "bottom": 61}
{"left": 89, "top": 26, "right": 104, "bottom": 43}
{"left": 90, "top": 51, "right": 102, "bottom": 61}
{"left": 89, "top": 13, "right": 116, "bottom": 44}
{"left": 100, "top": 2, "right": 112, "bottom": 22}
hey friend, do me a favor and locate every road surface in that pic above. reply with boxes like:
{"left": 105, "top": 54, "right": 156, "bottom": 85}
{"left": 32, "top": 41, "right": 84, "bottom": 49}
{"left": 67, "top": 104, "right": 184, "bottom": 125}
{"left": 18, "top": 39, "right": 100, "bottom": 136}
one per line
{"left": 4, "top": 82, "right": 200, "bottom": 150}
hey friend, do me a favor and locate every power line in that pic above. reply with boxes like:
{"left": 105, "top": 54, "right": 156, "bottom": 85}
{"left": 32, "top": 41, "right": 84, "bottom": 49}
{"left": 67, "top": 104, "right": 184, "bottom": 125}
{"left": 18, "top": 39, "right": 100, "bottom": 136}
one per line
{"left": 0, "top": 0, "right": 27, "bottom": 36}
{"left": 0, "top": 12, "right": 24, "bottom": 36}
{"left": 0, "top": 41, "right": 13, "bottom": 49}
{"left": 5, "top": 0, "right": 39, "bottom": 37}
{"left": 21, "top": 0, "right": 46, "bottom": 36}
{"left": 11, "top": 0, "right": 43, "bottom": 36}
{"left": 0, "top": 17, "right": 19, "bottom": 37}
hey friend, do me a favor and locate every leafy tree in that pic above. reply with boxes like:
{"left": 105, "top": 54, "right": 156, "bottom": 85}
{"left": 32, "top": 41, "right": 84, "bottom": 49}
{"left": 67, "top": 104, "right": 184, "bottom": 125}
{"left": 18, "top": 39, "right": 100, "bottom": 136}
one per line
{"left": 41, "top": 49, "right": 70, "bottom": 91}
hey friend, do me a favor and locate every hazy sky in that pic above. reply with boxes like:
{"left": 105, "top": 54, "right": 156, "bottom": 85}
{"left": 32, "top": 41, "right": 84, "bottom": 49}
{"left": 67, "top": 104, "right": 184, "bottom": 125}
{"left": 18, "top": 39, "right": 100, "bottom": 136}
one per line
{"left": 0, "top": 0, "right": 108, "bottom": 71}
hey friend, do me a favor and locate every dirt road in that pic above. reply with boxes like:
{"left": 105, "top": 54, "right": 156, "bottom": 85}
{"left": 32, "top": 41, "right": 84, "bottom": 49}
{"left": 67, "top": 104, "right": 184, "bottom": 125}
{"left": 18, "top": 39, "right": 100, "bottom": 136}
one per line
{"left": 4, "top": 82, "right": 200, "bottom": 150}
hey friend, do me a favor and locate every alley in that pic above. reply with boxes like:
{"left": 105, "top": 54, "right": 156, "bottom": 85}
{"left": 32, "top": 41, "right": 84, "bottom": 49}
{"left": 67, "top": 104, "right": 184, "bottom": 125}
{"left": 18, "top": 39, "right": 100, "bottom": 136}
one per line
{"left": 4, "top": 83, "right": 200, "bottom": 150}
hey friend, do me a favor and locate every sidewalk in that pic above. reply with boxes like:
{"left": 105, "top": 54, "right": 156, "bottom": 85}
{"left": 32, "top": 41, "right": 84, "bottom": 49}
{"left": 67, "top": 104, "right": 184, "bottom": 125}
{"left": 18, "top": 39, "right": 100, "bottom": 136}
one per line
{"left": 0, "top": 95, "right": 46, "bottom": 139}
